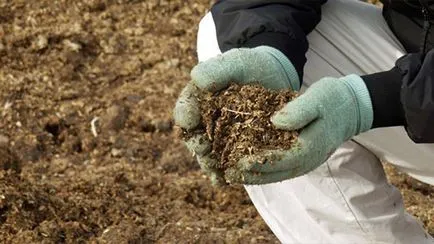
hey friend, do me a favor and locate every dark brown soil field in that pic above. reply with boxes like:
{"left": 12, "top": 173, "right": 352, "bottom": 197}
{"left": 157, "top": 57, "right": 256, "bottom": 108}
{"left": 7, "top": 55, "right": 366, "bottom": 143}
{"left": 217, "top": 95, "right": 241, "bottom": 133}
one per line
{"left": 0, "top": 0, "right": 432, "bottom": 243}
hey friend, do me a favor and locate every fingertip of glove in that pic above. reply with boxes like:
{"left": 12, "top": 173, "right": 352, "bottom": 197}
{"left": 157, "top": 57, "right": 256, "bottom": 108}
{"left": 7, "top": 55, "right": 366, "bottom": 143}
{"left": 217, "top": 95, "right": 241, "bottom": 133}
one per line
{"left": 190, "top": 62, "right": 204, "bottom": 80}
{"left": 173, "top": 83, "right": 202, "bottom": 129}
{"left": 271, "top": 109, "right": 295, "bottom": 130}
{"left": 191, "top": 62, "right": 223, "bottom": 92}
{"left": 196, "top": 156, "right": 227, "bottom": 186}
{"left": 271, "top": 99, "right": 319, "bottom": 131}
{"left": 209, "top": 173, "right": 227, "bottom": 186}
{"left": 185, "top": 135, "right": 211, "bottom": 156}
{"left": 173, "top": 106, "right": 201, "bottom": 130}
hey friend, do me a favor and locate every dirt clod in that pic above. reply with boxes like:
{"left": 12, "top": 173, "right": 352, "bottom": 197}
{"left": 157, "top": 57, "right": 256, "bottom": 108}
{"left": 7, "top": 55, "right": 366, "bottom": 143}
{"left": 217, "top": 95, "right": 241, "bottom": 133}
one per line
{"left": 198, "top": 84, "right": 298, "bottom": 170}
{"left": 102, "top": 104, "right": 129, "bottom": 131}
{"left": 0, "top": 146, "right": 21, "bottom": 173}
{"left": 140, "top": 119, "right": 156, "bottom": 133}
{"left": 154, "top": 119, "right": 173, "bottom": 132}
{"left": 0, "top": 135, "right": 9, "bottom": 146}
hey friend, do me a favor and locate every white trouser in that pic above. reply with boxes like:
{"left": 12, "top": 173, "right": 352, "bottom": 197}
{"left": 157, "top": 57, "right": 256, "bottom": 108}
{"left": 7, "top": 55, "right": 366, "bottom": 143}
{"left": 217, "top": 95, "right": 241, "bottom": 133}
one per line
{"left": 196, "top": 0, "right": 434, "bottom": 243}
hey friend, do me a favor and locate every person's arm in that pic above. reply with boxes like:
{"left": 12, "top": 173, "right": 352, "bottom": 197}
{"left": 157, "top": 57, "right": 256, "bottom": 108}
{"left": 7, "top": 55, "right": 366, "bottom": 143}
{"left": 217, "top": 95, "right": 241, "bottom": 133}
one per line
{"left": 362, "top": 50, "right": 434, "bottom": 143}
{"left": 399, "top": 50, "right": 434, "bottom": 143}
{"left": 362, "top": 67, "right": 406, "bottom": 128}
{"left": 210, "top": 0, "right": 328, "bottom": 83}
{"left": 363, "top": 49, "right": 434, "bottom": 143}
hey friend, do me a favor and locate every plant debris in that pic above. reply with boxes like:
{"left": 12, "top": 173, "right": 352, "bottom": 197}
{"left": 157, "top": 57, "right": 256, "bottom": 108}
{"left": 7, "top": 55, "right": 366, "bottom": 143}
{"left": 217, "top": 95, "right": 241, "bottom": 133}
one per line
{"left": 198, "top": 84, "right": 298, "bottom": 170}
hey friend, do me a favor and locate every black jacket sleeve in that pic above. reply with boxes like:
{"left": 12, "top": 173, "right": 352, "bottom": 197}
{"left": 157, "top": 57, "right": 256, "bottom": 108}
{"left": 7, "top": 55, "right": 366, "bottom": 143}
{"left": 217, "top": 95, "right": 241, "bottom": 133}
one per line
{"left": 398, "top": 49, "right": 434, "bottom": 143}
{"left": 362, "top": 67, "right": 406, "bottom": 129}
{"left": 210, "top": 0, "right": 327, "bottom": 82}
{"left": 362, "top": 49, "right": 434, "bottom": 143}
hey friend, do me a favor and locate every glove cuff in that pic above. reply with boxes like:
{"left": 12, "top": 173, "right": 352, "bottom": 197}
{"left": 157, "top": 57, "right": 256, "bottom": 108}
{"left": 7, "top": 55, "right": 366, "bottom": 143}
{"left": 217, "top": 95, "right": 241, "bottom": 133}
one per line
{"left": 255, "top": 46, "right": 300, "bottom": 91}
{"left": 341, "top": 74, "right": 374, "bottom": 133}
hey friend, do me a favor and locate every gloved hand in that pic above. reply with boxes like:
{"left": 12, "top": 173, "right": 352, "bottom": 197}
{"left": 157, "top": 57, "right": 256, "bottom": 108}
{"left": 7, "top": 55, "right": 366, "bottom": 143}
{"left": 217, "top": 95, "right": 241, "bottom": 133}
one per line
{"left": 228, "top": 75, "right": 374, "bottom": 184}
{"left": 174, "top": 46, "right": 300, "bottom": 185}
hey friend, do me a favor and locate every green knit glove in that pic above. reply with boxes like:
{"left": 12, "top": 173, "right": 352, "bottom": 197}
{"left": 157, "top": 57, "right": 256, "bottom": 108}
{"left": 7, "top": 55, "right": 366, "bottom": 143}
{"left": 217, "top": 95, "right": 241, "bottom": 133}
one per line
{"left": 174, "top": 46, "right": 300, "bottom": 184}
{"left": 227, "top": 75, "right": 374, "bottom": 185}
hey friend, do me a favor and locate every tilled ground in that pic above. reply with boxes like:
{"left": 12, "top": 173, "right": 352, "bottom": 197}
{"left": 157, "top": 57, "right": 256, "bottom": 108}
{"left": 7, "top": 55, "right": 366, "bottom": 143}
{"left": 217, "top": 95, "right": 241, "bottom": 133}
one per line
{"left": 0, "top": 0, "right": 432, "bottom": 243}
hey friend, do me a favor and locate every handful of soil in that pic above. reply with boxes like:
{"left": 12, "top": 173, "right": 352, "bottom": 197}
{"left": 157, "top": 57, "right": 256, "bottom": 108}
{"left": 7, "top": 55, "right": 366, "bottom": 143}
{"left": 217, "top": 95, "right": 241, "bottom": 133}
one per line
{"left": 184, "top": 84, "right": 299, "bottom": 177}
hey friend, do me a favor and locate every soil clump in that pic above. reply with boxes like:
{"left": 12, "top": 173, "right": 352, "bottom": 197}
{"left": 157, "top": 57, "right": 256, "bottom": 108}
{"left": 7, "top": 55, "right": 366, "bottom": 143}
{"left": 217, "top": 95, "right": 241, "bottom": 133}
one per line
{"left": 199, "top": 84, "right": 298, "bottom": 170}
